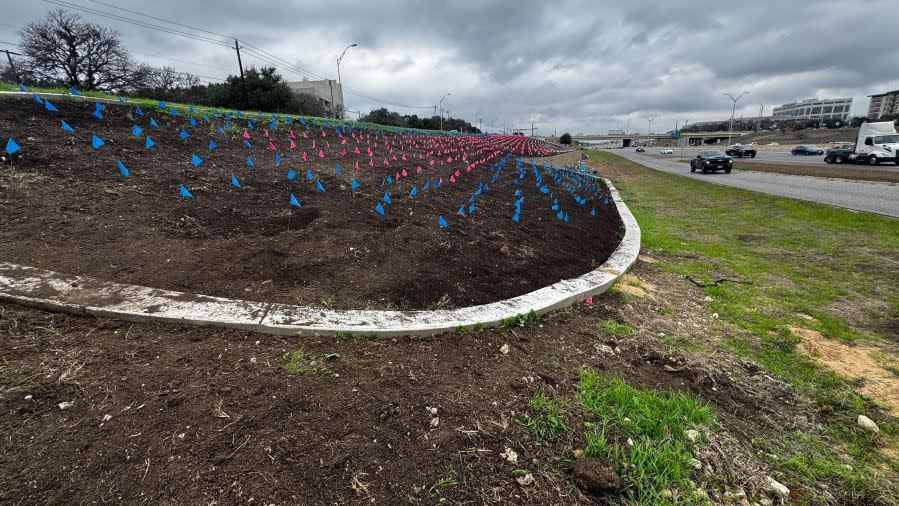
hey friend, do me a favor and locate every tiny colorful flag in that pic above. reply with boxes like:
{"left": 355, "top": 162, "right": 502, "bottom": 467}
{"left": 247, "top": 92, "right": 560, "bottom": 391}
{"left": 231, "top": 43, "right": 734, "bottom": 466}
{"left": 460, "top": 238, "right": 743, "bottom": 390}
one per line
{"left": 179, "top": 129, "right": 188, "bottom": 140}
{"left": 61, "top": 121, "right": 75, "bottom": 133}
{"left": 287, "top": 169, "right": 296, "bottom": 180}
{"left": 315, "top": 180, "right": 325, "bottom": 192}
{"left": 383, "top": 192, "right": 392, "bottom": 205}
{"left": 91, "top": 134, "right": 104, "bottom": 149}
{"left": 290, "top": 194, "right": 301, "bottom": 207}
{"left": 69, "top": 86, "right": 80, "bottom": 96}
{"left": 191, "top": 153, "right": 202, "bottom": 166}
{"left": 351, "top": 179, "right": 359, "bottom": 190}
{"left": 374, "top": 202, "right": 385, "bottom": 215}
{"left": 231, "top": 174, "right": 241, "bottom": 188}
{"left": 246, "top": 157, "right": 254, "bottom": 168}
{"left": 44, "top": 99, "right": 57, "bottom": 111}
{"left": 438, "top": 216, "right": 448, "bottom": 228}
{"left": 5, "top": 137, "right": 21, "bottom": 155}
{"left": 150, "top": 118, "right": 158, "bottom": 128}
{"left": 208, "top": 140, "right": 216, "bottom": 150}
{"left": 179, "top": 184, "right": 193, "bottom": 198}
{"left": 131, "top": 125, "right": 142, "bottom": 136}
{"left": 116, "top": 160, "right": 129, "bottom": 176}
{"left": 145, "top": 136, "right": 155, "bottom": 149}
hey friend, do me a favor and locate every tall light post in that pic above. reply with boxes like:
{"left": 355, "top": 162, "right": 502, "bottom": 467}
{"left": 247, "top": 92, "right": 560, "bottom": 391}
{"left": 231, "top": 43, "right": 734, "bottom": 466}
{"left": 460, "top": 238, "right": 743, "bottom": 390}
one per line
{"left": 645, "top": 115, "right": 656, "bottom": 134}
{"left": 439, "top": 92, "right": 451, "bottom": 131}
{"left": 335, "top": 43, "right": 357, "bottom": 119}
{"left": 724, "top": 91, "right": 750, "bottom": 145}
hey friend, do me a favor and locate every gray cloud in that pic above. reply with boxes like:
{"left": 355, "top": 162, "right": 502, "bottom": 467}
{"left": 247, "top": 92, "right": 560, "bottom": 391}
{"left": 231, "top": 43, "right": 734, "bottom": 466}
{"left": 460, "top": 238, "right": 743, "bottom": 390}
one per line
{"left": 4, "top": 0, "right": 898, "bottom": 134}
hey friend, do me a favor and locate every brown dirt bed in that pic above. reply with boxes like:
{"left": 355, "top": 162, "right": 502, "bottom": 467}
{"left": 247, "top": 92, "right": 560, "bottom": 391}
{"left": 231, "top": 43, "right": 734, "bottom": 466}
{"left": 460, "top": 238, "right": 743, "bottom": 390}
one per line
{"left": 0, "top": 97, "right": 621, "bottom": 310}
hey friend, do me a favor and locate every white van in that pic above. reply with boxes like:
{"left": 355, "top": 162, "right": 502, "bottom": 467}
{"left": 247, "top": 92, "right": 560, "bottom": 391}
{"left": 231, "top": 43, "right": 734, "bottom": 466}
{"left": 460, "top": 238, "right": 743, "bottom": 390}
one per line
{"left": 851, "top": 122, "right": 899, "bottom": 165}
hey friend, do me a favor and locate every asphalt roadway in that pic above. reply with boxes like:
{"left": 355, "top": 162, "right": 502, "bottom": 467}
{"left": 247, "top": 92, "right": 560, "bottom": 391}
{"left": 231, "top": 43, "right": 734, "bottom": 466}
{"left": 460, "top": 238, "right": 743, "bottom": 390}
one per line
{"left": 644, "top": 148, "right": 833, "bottom": 166}
{"left": 607, "top": 150, "right": 899, "bottom": 218}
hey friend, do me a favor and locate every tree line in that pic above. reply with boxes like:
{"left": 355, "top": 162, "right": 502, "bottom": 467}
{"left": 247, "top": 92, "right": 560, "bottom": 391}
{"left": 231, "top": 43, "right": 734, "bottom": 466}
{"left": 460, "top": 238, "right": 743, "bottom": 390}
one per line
{"left": 1, "top": 9, "right": 326, "bottom": 116}
{"left": 360, "top": 108, "right": 480, "bottom": 133}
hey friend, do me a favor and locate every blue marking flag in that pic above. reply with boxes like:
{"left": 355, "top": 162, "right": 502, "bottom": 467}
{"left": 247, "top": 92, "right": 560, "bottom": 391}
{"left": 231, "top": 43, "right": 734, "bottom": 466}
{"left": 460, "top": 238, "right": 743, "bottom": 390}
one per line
{"left": 514, "top": 189, "right": 521, "bottom": 197}
{"left": 287, "top": 169, "right": 296, "bottom": 180}
{"left": 552, "top": 203, "right": 559, "bottom": 211}
{"left": 243, "top": 139, "right": 251, "bottom": 149}
{"left": 383, "top": 192, "right": 392, "bottom": 205}
{"left": 290, "top": 193, "right": 302, "bottom": 207}
{"left": 217, "top": 126, "right": 223, "bottom": 134}
{"left": 135, "top": 106, "right": 144, "bottom": 116}
{"left": 591, "top": 208, "right": 596, "bottom": 216}
{"left": 179, "top": 129, "right": 188, "bottom": 140}
{"left": 118, "top": 96, "right": 125, "bottom": 103}
{"left": 179, "top": 184, "right": 193, "bottom": 198}
{"left": 457, "top": 205, "right": 465, "bottom": 215}
{"left": 157, "top": 101, "right": 166, "bottom": 109}
{"left": 410, "top": 186, "right": 418, "bottom": 197}
{"left": 61, "top": 121, "right": 75, "bottom": 133}
{"left": 512, "top": 212, "right": 520, "bottom": 223}
{"left": 275, "top": 153, "right": 281, "bottom": 165}
{"left": 170, "top": 108, "right": 178, "bottom": 117}
{"left": 188, "top": 105, "right": 195, "bottom": 113}
{"left": 334, "top": 164, "right": 342, "bottom": 174}
{"left": 469, "top": 203, "right": 475, "bottom": 214}
{"left": 208, "top": 140, "right": 216, "bottom": 151}
{"left": 557, "top": 210, "right": 565, "bottom": 220}
{"left": 315, "top": 180, "right": 325, "bottom": 192}
{"left": 306, "top": 169, "right": 314, "bottom": 180}
{"left": 351, "top": 179, "right": 359, "bottom": 190}
{"left": 604, "top": 198, "right": 609, "bottom": 205}
{"left": 91, "top": 134, "right": 104, "bottom": 149}
{"left": 18, "top": 83, "right": 27, "bottom": 92}
{"left": 150, "top": 118, "right": 158, "bottom": 128}
{"left": 434, "top": 179, "right": 441, "bottom": 188}
{"left": 145, "top": 136, "right": 155, "bottom": 149}
{"left": 69, "top": 86, "right": 80, "bottom": 96}
{"left": 116, "top": 160, "right": 129, "bottom": 176}
{"left": 386, "top": 175, "right": 393, "bottom": 184}
{"left": 5, "top": 137, "right": 20, "bottom": 155}
{"left": 190, "top": 116, "right": 197, "bottom": 127}
{"left": 246, "top": 156, "right": 254, "bottom": 168}
{"left": 202, "top": 114, "right": 209, "bottom": 122}
{"left": 438, "top": 215, "right": 448, "bottom": 228}
{"left": 191, "top": 153, "right": 202, "bottom": 166}
{"left": 44, "top": 99, "right": 57, "bottom": 111}
{"left": 374, "top": 202, "right": 385, "bottom": 215}
{"left": 92, "top": 109, "right": 103, "bottom": 120}
{"left": 231, "top": 174, "right": 241, "bottom": 188}
{"left": 131, "top": 125, "right": 142, "bottom": 136}
{"left": 423, "top": 181, "right": 430, "bottom": 190}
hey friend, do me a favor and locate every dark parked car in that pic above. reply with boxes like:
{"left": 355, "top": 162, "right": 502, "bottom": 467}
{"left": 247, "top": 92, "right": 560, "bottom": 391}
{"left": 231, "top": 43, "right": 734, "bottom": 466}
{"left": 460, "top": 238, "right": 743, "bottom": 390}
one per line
{"left": 791, "top": 145, "right": 824, "bottom": 156}
{"left": 725, "top": 144, "right": 757, "bottom": 158}
{"left": 690, "top": 150, "right": 733, "bottom": 174}
{"left": 824, "top": 144, "right": 856, "bottom": 164}
{"left": 635, "top": 146, "right": 646, "bottom": 152}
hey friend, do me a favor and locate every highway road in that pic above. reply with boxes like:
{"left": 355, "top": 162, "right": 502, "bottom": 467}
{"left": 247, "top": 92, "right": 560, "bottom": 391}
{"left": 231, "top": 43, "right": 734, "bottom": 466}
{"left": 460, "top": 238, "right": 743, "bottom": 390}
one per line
{"left": 607, "top": 150, "right": 899, "bottom": 218}
{"left": 643, "top": 148, "right": 834, "bottom": 166}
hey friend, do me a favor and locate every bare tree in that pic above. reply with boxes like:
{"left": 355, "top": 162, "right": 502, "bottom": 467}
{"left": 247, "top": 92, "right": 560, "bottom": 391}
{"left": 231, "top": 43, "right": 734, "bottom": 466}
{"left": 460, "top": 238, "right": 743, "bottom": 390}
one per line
{"left": 19, "top": 9, "right": 146, "bottom": 91}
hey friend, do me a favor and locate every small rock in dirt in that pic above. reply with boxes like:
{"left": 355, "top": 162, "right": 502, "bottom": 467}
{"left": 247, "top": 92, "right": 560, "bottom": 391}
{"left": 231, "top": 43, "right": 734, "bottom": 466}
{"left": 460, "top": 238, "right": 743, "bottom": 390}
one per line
{"left": 102, "top": 414, "right": 112, "bottom": 422}
{"left": 684, "top": 429, "right": 700, "bottom": 443}
{"left": 499, "top": 343, "right": 510, "bottom": 354}
{"left": 712, "top": 312, "right": 719, "bottom": 319}
{"left": 515, "top": 473, "right": 535, "bottom": 486}
{"left": 500, "top": 447, "right": 518, "bottom": 463}
{"left": 24, "top": 394, "right": 32, "bottom": 401}
{"left": 58, "top": 401, "right": 74, "bottom": 410}
{"left": 626, "top": 437, "right": 634, "bottom": 446}
{"left": 428, "top": 406, "right": 438, "bottom": 416}
{"left": 857, "top": 415, "right": 879, "bottom": 433}
{"left": 689, "top": 458, "right": 702, "bottom": 470}
{"left": 573, "top": 457, "right": 622, "bottom": 493}
{"left": 430, "top": 417, "right": 440, "bottom": 428}
{"left": 766, "top": 476, "right": 790, "bottom": 497}
{"left": 758, "top": 498, "right": 773, "bottom": 506}
{"left": 595, "top": 344, "right": 615, "bottom": 355}
{"left": 703, "top": 296, "right": 712, "bottom": 302}
{"left": 249, "top": 357, "right": 257, "bottom": 364}
{"left": 573, "top": 449, "right": 584, "bottom": 459}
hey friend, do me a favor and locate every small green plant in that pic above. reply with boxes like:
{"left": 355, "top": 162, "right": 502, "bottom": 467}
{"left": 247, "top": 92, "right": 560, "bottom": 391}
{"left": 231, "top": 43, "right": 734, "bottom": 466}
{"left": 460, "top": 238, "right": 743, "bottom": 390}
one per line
{"left": 596, "top": 319, "right": 633, "bottom": 337}
{"left": 428, "top": 470, "right": 459, "bottom": 501}
{"left": 334, "top": 330, "right": 353, "bottom": 339}
{"left": 501, "top": 310, "right": 541, "bottom": 329}
{"left": 282, "top": 349, "right": 329, "bottom": 375}
{"left": 456, "top": 324, "right": 467, "bottom": 333}
{"left": 473, "top": 322, "right": 485, "bottom": 332}
{"left": 518, "top": 393, "right": 569, "bottom": 440}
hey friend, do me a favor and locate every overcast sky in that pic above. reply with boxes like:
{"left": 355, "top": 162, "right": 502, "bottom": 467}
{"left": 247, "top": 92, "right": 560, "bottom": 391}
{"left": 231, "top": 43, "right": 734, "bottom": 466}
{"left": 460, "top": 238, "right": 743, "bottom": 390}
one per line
{"left": 3, "top": 0, "right": 898, "bottom": 134}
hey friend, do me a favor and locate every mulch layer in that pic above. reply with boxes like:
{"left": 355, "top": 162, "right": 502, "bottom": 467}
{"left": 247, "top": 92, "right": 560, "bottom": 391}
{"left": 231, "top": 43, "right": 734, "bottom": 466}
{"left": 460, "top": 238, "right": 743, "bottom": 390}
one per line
{"left": 1, "top": 97, "right": 622, "bottom": 309}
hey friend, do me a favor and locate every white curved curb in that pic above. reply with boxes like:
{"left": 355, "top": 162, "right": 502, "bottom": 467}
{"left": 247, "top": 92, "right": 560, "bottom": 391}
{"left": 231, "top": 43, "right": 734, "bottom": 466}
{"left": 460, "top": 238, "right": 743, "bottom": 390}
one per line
{"left": 0, "top": 178, "right": 640, "bottom": 337}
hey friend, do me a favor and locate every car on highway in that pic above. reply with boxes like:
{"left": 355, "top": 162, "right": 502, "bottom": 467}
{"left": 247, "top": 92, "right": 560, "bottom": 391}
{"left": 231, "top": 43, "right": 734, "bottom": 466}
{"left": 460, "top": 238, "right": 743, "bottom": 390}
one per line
{"left": 635, "top": 146, "right": 646, "bottom": 152}
{"left": 690, "top": 150, "right": 733, "bottom": 174}
{"left": 725, "top": 144, "right": 757, "bottom": 158}
{"left": 824, "top": 144, "right": 856, "bottom": 164}
{"left": 660, "top": 148, "right": 674, "bottom": 154}
{"left": 791, "top": 145, "right": 824, "bottom": 156}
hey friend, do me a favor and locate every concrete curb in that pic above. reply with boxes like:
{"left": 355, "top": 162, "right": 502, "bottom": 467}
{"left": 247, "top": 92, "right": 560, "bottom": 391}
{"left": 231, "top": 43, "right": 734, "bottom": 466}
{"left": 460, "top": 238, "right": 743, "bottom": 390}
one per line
{"left": 1, "top": 172, "right": 639, "bottom": 336}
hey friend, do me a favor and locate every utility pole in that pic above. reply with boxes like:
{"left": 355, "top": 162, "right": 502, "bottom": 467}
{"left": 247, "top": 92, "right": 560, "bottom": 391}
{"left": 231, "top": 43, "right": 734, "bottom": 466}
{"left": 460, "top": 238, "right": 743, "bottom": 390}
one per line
{"left": 234, "top": 40, "right": 247, "bottom": 106}
{"left": 336, "top": 43, "right": 357, "bottom": 119}
{"left": 756, "top": 103, "right": 764, "bottom": 132}
{"left": 724, "top": 91, "right": 750, "bottom": 145}
{"left": 531, "top": 115, "right": 535, "bottom": 137}
{"left": 625, "top": 114, "right": 631, "bottom": 134}
{"left": 439, "top": 93, "right": 451, "bottom": 131}
{"left": 328, "top": 80, "right": 335, "bottom": 118}
{"left": 1, "top": 49, "right": 22, "bottom": 82}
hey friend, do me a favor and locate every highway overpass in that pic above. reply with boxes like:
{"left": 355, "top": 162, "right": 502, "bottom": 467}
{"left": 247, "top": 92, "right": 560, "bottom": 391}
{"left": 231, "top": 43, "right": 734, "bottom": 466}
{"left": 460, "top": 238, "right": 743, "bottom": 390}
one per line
{"left": 571, "top": 131, "right": 754, "bottom": 147}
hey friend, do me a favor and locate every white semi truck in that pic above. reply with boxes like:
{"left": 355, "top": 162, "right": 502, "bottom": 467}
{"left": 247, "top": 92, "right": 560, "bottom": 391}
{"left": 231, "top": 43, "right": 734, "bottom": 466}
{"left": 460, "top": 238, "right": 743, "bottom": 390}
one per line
{"left": 849, "top": 121, "right": 898, "bottom": 165}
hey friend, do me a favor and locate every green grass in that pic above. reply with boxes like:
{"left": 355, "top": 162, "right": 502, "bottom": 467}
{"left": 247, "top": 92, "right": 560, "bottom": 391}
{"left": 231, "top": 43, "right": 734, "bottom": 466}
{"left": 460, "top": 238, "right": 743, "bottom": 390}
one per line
{"left": 587, "top": 150, "right": 899, "bottom": 504}
{"left": 596, "top": 319, "right": 634, "bottom": 337}
{"left": 500, "top": 310, "right": 541, "bottom": 329}
{"left": 428, "top": 470, "right": 460, "bottom": 502}
{"left": 577, "top": 370, "right": 712, "bottom": 505}
{"left": 518, "top": 393, "right": 569, "bottom": 440}
{"left": 282, "top": 349, "right": 329, "bottom": 375}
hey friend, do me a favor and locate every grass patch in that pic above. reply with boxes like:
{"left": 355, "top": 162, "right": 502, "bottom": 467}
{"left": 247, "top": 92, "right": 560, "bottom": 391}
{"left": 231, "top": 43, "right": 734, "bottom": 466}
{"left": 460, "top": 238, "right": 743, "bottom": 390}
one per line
{"left": 518, "top": 393, "right": 569, "bottom": 440}
{"left": 577, "top": 370, "right": 712, "bottom": 505}
{"left": 873, "top": 352, "right": 899, "bottom": 376}
{"left": 500, "top": 310, "right": 541, "bottom": 329}
{"left": 596, "top": 319, "right": 633, "bottom": 337}
{"left": 428, "top": 470, "right": 459, "bottom": 502}
{"left": 282, "top": 349, "right": 329, "bottom": 375}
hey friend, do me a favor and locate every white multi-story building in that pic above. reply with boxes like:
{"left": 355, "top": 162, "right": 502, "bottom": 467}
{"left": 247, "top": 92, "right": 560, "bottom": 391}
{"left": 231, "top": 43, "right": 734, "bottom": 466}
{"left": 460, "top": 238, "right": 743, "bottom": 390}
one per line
{"left": 772, "top": 98, "right": 852, "bottom": 120}
{"left": 867, "top": 90, "right": 899, "bottom": 119}
{"left": 287, "top": 78, "right": 345, "bottom": 118}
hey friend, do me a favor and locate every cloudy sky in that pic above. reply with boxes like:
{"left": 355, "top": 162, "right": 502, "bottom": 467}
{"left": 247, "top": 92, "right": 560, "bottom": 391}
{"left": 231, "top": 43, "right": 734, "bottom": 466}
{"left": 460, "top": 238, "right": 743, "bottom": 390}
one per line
{"left": 3, "top": 0, "right": 898, "bottom": 134}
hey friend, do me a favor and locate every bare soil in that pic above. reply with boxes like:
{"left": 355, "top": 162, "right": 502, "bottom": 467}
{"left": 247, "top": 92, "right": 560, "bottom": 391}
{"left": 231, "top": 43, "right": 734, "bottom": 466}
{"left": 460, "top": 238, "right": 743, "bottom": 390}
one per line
{"left": 0, "top": 97, "right": 621, "bottom": 309}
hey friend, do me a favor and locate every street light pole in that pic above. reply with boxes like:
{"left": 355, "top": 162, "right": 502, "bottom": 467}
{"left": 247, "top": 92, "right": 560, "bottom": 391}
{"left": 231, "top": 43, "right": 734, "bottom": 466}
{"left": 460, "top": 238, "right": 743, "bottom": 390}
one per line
{"left": 645, "top": 115, "right": 656, "bottom": 134}
{"left": 439, "top": 93, "right": 451, "bottom": 131}
{"left": 724, "top": 91, "right": 750, "bottom": 145}
{"left": 335, "top": 43, "right": 357, "bottom": 119}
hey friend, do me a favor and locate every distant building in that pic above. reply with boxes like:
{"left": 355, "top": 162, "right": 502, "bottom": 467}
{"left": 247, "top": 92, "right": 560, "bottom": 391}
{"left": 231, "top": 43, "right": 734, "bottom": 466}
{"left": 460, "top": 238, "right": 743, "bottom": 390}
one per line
{"left": 286, "top": 79, "right": 344, "bottom": 118}
{"left": 867, "top": 90, "right": 899, "bottom": 119}
{"left": 607, "top": 129, "right": 625, "bottom": 135}
{"left": 772, "top": 98, "right": 852, "bottom": 120}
